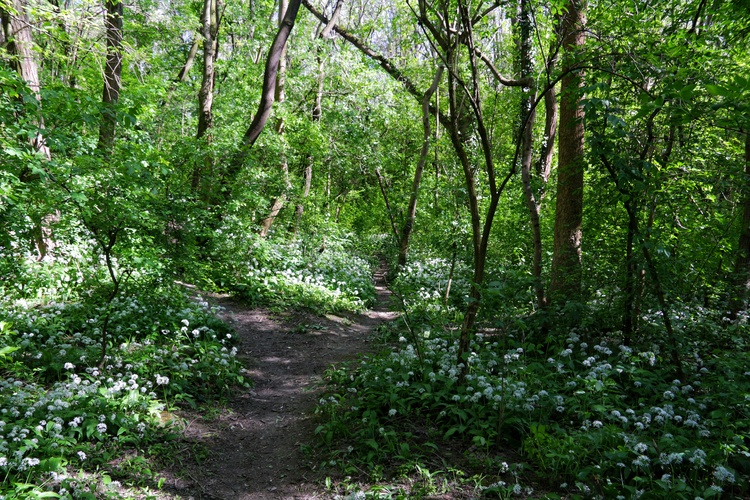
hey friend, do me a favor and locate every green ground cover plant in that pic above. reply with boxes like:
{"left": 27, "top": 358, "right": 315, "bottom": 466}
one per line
{"left": 0, "top": 282, "right": 249, "bottom": 499}
{"left": 314, "top": 254, "right": 750, "bottom": 499}
{"left": 217, "top": 224, "right": 377, "bottom": 313}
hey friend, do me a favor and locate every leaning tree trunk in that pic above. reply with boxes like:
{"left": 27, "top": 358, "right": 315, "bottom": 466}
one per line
{"left": 222, "top": 0, "right": 301, "bottom": 202}
{"left": 550, "top": 0, "right": 586, "bottom": 304}
{"left": 259, "top": 0, "right": 293, "bottom": 237}
{"left": 97, "top": 0, "right": 123, "bottom": 157}
{"left": 236, "top": 0, "right": 301, "bottom": 149}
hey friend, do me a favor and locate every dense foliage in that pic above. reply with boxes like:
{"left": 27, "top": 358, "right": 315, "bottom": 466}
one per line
{"left": 1, "top": 0, "right": 749, "bottom": 496}
{"left": 316, "top": 256, "right": 750, "bottom": 497}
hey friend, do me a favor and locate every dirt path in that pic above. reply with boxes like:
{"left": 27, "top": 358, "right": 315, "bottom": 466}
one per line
{"left": 172, "top": 266, "right": 397, "bottom": 499}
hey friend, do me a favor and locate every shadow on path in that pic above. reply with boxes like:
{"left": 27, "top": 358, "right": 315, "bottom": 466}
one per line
{"left": 170, "top": 265, "right": 397, "bottom": 499}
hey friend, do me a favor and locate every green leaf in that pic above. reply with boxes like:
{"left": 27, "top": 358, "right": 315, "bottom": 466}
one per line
{"left": 0, "top": 344, "right": 18, "bottom": 356}
{"left": 705, "top": 84, "right": 729, "bottom": 97}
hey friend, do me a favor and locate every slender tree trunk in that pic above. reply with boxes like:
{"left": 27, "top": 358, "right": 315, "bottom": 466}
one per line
{"left": 537, "top": 61, "right": 558, "bottom": 184}
{"left": 398, "top": 66, "right": 443, "bottom": 269}
{"left": 97, "top": 0, "right": 123, "bottom": 157}
{"left": 550, "top": 0, "right": 586, "bottom": 303}
{"left": 623, "top": 199, "right": 638, "bottom": 342}
{"left": 193, "top": 0, "right": 221, "bottom": 192}
{"left": 177, "top": 38, "right": 200, "bottom": 82}
{"left": 731, "top": 132, "right": 750, "bottom": 319}
{"left": 517, "top": 0, "right": 547, "bottom": 310}
{"left": 196, "top": 0, "right": 219, "bottom": 140}
{"left": 375, "top": 167, "right": 400, "bottom": 240}
{"left": 294, "top": 0, "right": 343, "bottom": 234}
{"left": 641, "top": 239, "right": 684, "bottom": 378}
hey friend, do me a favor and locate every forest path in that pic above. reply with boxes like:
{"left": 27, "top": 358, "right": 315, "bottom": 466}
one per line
{"left": 172, "top": 263, "right": 397, "bottom": 499}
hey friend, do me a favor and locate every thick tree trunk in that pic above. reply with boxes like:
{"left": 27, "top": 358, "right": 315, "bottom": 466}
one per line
{"left": 97, "top": 0, "right": 123, "bottom": 157}
{"left": 397, "top": 66, "right": 443, "bottom": 269}
{"left": 2, "top": 0, "right": 55, "bottom": 260}
{"left": 1, "top": 0, "right": 51, "bottom": 159}
{"left": 550, "top": 0, "right": 586, "bottom": 303}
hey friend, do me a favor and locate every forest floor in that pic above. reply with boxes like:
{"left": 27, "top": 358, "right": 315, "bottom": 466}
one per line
{"left": 156, "top": 265, "right": 403, "bottom": 499}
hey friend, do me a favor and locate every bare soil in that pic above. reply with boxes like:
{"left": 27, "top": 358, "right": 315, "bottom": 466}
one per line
{"left": 163, "top": 266, "right": 398, "bottom": 499}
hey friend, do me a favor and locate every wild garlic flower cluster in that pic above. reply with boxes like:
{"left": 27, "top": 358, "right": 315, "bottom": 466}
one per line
{"left": 393, "top": 256, "right": 471, "bottom": 313}
{"left": 236, "top": 236, "right": 376, "bottom": 311}
{"left": 0, "top": 289, "right": 245, "bottom": 480}
{"left": 322, "top": 323, "right": 741, "bottom": 496}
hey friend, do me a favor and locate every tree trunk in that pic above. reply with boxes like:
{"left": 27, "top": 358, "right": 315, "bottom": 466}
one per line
{"left": 258, "top": 0, "right": 294, "bottom": 237}
{"left": 516, "top": 0, "right": 546, "bottom": 310}
{"left": 196, "top": 0, "right": 219, "bottom": 140}
{"left": 397, "top": 66, "right": 443, "bottom": 269}
{"left": 294, "top": 0, "right": 343, "bottom": 234}
{"left": 1, "top": 0, "right": 51, "bottom": 159}
{"left": 97, "top": 0, "right": 123, "bottom": 157}
{"left": 177, "top": 38, "right": 200, "bottom": 82}
{"left": 623, "top": 199, "right": 638, "bottom": 342}
{"left": 239, "top": 0, "right": 301, "bottom": 150}
{"left": 731, "top": 132, "right": 750, "bottom": 319}
{"left": 550, "top": 0, "right": 586, "bottom": 303}
{"left": 446, "top": 61, "right": 483, "bottom": 373}
{"left": 222, "top": 0, "right": 300, "bottom": 197}
{"left": 193, "top": 0, "right": 221, "bottom": 192}
{"left": 375, "top": 166, "right": 400, "bottom": 240}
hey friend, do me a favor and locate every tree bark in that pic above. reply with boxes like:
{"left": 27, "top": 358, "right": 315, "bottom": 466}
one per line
{"left": 294, "top": 0, "right": 343, "bottom": 233}
{"left": 196, "top": 0, "right": 219, "bottom": 140}
{"left": 516, "top": 0, "right": 546, "bottom": 310}
{"left": 550, "top": 0, "right": 586, "bottom": 303}
{"left": 397, "top": 66, "right": 443, "bottom": 269}
{"left": 193, "top": 0, "right": 221, "bottom": 192}
{"left": 176, "top": 38, "right": 200, "bottom": 82}
{"left": 239, "top": 0, "right": 301, "bottom": 150}
{"left": 259, "top": 0, "right": 292, "bottom": 237}
{"left": 1, "top": 0, "right": 51, "bottom": 159}
{"left": 97, "top": 0, "right": 123, "bottom": 157}
{"left": 731, "top": 132, "right": 750, "bottom": 319}
{"left": 375, "top": 166, "right": 400, "bottom": 241}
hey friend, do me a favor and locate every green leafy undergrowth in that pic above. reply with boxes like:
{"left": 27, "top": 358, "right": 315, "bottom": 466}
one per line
{"left": 219, "top": 228, "right": 376, "bottom": 313}
{"left": 0, "top": 283, "right": 249, "bottom": 499}
{"left": 313, "top": 319, "right": 749, "bottom": 498}
{"left": 390, "top": 253, "right": 471, "bottom": 318}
